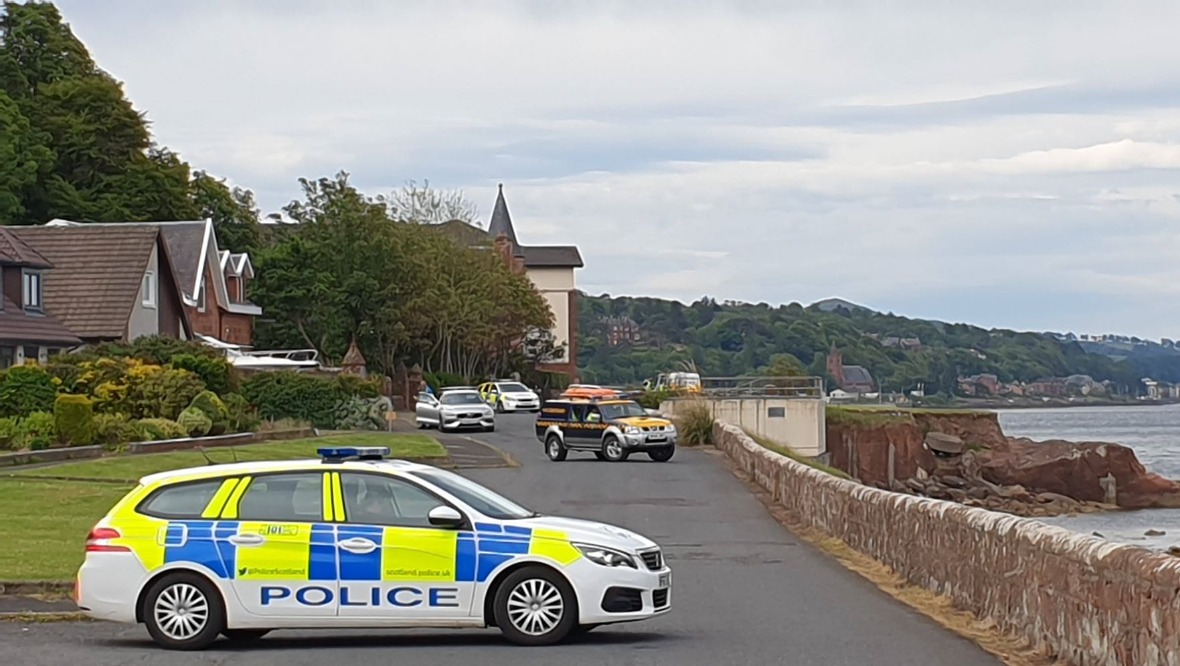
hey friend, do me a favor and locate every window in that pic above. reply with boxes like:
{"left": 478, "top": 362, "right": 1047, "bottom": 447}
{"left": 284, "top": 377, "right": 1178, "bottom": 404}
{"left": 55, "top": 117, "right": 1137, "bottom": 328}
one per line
{"left": 439, "top": 391, "right": 484, "bottom": 405}
{"left": 0, "top": 347, "right": 13, "bottom": 369}
{"left": 236, "top": 473, "right": 323, "bottom": 522}
{"left": 141, "top": 271, "right": 156, "bottom": 308}
{"left": 138, "top": 479, "right": 224, "bottom": 519}
{"left": 196, "top": 284, "right": 206, "bottom": 312}
{"left": 340, "top": 473, "right": 447, "bottom": 528}
{"left": 497, "top": 382, "right": 529, "bottom": 393}
{"left": 411, "top": 469, "right": 535, "bottom": 520}
{"left": 22, "top": 346, "right": 38, "bottom": 364}
{"left": 22, "top": 270, "right": 42, "bottom": 312}
{"left": 598, "top": 401, "right": 647, "bottom": 420}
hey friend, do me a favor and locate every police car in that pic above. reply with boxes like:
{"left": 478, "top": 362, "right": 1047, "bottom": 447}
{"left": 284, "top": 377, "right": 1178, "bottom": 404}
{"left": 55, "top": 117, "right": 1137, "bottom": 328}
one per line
{"left": 75, "top": 447, "right": 671, "bottom": 650}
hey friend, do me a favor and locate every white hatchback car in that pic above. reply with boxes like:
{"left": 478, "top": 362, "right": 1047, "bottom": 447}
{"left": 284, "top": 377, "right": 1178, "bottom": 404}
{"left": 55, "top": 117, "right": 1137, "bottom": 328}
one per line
{"left": 75, "top": 447, "right": 672, "bottom": 650}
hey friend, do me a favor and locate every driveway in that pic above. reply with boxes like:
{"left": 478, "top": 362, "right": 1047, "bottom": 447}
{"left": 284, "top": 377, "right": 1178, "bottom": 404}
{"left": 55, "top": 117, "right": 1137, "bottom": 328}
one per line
{"left": 0, "top": 413, "right": 1000, "bottom": 665}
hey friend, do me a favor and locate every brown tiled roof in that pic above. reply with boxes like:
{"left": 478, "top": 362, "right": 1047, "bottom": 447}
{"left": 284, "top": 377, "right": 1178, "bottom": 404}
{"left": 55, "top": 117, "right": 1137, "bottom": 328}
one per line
{"left": 0, "top": 228, "right": 51, "bottom": 268}
{"left": 7, "top": 226, "right": 159, "bottom": 339}
{"left": 521, "top": 245, "right": 584, "bottom": 268}
{"left": 155, "top": 222, "right": 206, "bottom": 298}
{"left": 0, "top": 295, "right": 82, "bottom": 346}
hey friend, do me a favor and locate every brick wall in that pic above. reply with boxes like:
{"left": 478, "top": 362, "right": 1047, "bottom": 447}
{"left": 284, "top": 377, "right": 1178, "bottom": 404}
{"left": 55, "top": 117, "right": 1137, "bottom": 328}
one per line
{"left": 712, "top": 422, "right": 1180, "bottom": 666}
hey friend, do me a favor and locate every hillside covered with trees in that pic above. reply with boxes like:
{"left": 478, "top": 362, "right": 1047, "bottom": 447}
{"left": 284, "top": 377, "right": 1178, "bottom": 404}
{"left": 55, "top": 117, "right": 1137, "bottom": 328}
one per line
{"left": 577, "top": 293, "right": 1180, "bottom": 395}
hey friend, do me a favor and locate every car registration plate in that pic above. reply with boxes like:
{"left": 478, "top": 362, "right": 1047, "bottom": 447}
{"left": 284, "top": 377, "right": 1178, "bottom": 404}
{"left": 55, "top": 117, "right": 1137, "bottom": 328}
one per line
{"left": 658, "top": 573, "right": 670, "bottom": 588}
{"left": 648, "top": 435, "right": 667, "bottom": 442}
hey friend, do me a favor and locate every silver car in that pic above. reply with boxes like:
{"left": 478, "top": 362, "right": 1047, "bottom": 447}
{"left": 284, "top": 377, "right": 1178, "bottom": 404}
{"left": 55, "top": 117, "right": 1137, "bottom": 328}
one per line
{"left": 415, "top": 389, "right": 495, "bottom": 432}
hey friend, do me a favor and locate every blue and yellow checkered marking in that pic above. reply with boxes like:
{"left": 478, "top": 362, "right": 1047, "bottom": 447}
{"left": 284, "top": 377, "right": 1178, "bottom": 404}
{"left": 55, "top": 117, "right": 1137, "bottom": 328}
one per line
{"left": 156, "top": 521, "right": 577, "bottom": 583}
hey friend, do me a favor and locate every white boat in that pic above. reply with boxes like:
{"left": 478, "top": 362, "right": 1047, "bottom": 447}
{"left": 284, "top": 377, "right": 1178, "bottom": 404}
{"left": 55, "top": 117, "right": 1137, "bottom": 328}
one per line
{"left": 195, "top": 334, "right": 321, "bottom": 370}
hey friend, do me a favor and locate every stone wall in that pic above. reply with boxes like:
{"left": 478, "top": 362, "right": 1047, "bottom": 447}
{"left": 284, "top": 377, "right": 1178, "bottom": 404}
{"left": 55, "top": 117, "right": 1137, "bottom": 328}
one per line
{"left": 714, "top": 421, "right": 1180, "bottom": 666}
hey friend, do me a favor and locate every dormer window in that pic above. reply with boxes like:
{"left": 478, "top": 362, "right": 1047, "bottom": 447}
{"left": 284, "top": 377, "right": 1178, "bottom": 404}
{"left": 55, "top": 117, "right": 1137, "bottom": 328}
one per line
{"left": 22, "top": 269, "right": 42, "bottom": 313}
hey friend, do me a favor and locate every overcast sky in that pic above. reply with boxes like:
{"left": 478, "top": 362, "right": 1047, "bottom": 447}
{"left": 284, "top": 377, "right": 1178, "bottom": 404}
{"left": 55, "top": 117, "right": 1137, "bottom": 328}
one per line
{"left": 51, "top": 0, "right": 1180, "bottom": 339}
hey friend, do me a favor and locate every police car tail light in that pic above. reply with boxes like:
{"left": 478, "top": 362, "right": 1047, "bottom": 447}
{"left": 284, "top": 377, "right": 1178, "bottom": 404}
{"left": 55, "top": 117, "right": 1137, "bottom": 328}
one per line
{"left": 85, "top": 527, "right": 129, "bottom": 553}
{"left": 573, "top": 543, "right": 637, "bottom": 568}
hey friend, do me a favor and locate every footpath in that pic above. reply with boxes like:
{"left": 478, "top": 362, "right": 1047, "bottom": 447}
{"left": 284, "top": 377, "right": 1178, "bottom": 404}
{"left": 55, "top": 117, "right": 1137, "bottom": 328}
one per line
{"left": 0, "top": 417, "right": 514, "bottom": 618}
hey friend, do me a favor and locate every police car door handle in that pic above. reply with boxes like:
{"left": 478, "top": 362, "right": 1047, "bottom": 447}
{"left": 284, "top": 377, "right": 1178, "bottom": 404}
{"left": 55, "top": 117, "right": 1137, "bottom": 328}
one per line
{"left": 227, "top": 533, "right": 266, "bottom": 547}
{"left": 337, "top": 537, "right": 378, "bottom": 554}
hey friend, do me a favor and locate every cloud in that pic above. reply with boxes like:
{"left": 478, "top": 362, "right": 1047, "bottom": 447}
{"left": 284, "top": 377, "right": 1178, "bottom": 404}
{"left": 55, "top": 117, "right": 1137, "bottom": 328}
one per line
{"left": 49, "top": 0, "right": 1180, "bottom": 339}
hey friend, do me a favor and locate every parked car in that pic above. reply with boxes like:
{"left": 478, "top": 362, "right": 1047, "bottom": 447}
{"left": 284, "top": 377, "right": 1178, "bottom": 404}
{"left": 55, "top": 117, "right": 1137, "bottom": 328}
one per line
{"left": 416, "top": 389, "right": 495, "bottom": 432}
{"left": 478, "top": 380, "right": 541, "bottom": 413}
{"left": 75, "top": 446, "right": 673, "bottom": 650}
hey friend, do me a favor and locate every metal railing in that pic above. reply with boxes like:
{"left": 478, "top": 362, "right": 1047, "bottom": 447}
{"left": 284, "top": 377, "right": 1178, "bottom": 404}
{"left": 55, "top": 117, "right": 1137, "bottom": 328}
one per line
{"left": 698, "top": 375, "right": 825, "bottom": 398}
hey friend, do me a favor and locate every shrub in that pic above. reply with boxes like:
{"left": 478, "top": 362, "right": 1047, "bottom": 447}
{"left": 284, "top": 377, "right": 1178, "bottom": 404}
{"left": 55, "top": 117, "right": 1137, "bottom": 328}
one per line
{"left": 44, "top": 361, "right": 84, "bottom": 393}
{"left": 18, "top": 411, "right": 56, "bottom": 451}
{"left": 188, "top": 390, "right": 229, "bottom": 435}
{"left": 0, "top": 417, "right": 19, "bottom": 450}
{"left": 178, "top": 406, "right": 213, "bottom": 437}
{"left": 222, "top": 393, "right": 261, "bottom": 433}
{"left": 76, "top": 357, "right": 206, "bottom": 419}
{"left": 635, "top": 389, "right": 674, "bottom": 410}
{"left": 82, "top": 335, "right": 222, "bottom": 366}
{"left": 92, "top": 413, "right": 142, "bottom": 449}
{"left": 334, "top": 396, "right": 388, "bottom": 431}
{"left": 54, "top": 394, "right": 96, "bottom": 446}
{"left": 134, "top": 418, "right": 187, "bottom": 441}
{"left": 170, "top": 353, "right": 236, "bottom": 395}
{"left": 336, "top": 373, "right": 381, "bottom": 399}
{"left": 674, "top": 400, "right": 714, "bottom": 446}
{"left": 0, "top": 365, "right": 57, "bottom": 418}
{"left": 240, "top": 371, "right": 347, "bottom": 428}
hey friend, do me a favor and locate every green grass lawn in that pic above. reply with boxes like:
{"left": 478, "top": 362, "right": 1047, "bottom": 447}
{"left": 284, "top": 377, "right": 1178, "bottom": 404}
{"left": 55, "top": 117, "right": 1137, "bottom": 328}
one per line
{"left": 10, "top": 433, "right": 446, "bottom": 482}
{"left": 0, "top": 434, "right": 447, "bottom": 582}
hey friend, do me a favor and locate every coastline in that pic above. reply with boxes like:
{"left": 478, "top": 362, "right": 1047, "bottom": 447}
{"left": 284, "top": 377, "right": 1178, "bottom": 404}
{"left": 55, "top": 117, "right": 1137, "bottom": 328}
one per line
{"left": 931, "top": 399, "right": 1177, "bottom": 411}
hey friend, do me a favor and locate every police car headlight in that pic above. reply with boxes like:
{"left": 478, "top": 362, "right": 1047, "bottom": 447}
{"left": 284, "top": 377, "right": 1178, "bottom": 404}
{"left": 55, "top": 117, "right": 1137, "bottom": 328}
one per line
{"left": 574, "top": 543, "right": 637, "bottom": 568}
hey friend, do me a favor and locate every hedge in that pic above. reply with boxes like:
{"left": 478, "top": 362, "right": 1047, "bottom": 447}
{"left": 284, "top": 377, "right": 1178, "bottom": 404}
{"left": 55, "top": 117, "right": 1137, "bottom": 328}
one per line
{"left": 240, "top": 371, "right": 350, "bottom": 428}
{"left": 54, "top": 394, "right": 96, "bottom": 447}
{"left": 0, "top": 365, "right": 57, "bottom": 418}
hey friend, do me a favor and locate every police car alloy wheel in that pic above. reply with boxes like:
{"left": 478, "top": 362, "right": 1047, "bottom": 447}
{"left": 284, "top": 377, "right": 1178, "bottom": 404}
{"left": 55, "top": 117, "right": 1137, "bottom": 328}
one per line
{"left": 492, "top": 565, "right": 578, "bottom": 646}
{"left": 546, "top": 434, "right": 567, "bottom": 461}
{"left": 602, "top": 435, "right": 628, "bottom": 462}
{"left": 648, "top": 446, "right": 675, "bottom": 462}
{"left": 142, "top": 573, "right": 226, "bottom": 650}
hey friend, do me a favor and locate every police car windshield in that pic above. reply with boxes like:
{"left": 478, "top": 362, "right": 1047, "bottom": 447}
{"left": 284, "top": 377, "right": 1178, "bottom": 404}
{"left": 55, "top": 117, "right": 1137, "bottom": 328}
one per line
{"left": 411, "top": 469, "right": 536, "bottom": 520}
{"left": 598, "top": 401, "right": 647, "bottom": 419}
{"left": 498, "top": 382, "right": 529, "bottom": 393}
{"left": 440, "top": 392, "right": 483, "bottom": 405}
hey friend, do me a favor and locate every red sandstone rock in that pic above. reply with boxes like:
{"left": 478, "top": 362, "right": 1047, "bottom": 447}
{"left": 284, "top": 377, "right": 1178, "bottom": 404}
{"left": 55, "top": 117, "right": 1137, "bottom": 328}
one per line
{"left": 827, "top": 410, "right": 1180, "bottom": 510}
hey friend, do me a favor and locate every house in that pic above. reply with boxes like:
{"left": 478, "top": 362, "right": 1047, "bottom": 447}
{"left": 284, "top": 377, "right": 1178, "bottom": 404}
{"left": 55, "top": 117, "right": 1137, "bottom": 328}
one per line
{"left": 603, "top": 315, "right": 641, "bottom": 347}
{"left": 45, "top": 219, "right": 262, "bottom": 346}
{"left": 433, "top": 184, "right": 584, "bottom": 379}
{"left": 0, "top": 228, "right": 82, "bottom": 368}
{"left": 7, "top": 225, "right": 192, "bottom": 346}
{"left": 825, "top": 344, "right": 876, "bottom": 393}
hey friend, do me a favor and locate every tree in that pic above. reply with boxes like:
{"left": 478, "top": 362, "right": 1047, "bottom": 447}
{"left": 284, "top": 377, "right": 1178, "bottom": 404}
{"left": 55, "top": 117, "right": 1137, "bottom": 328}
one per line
{"left": 189, "top": 171, "right": 263, "bottom": 254}
{"left": 0, "top": 89, "right": 50, "bottom": 222}
{"left": 763, "top": 353, "right": 805, "bottom": 377}
{"left": 251, "top": 172, "right": 552, "bottom": 380}
{"left": 384, "top": 179, "right": 480, "bottom": 226}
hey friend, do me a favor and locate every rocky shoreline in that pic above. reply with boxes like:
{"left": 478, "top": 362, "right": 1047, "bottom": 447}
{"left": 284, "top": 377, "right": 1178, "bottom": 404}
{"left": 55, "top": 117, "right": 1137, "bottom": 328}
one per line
{"left": 827, "top": 409, "right": 1180, "bottom": 520}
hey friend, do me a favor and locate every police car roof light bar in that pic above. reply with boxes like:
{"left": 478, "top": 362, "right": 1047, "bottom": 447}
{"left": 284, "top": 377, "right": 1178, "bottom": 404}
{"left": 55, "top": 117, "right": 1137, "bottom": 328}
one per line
{"left": 317, "top": 446, "right": 390, "bottom": 463}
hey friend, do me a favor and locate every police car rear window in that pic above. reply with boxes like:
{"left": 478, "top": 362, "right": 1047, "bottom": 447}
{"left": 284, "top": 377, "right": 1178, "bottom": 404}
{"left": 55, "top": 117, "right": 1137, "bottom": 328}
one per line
{"left": 138, "top": 479, "right": 223, "bottom": 519}
{"left": 237, "top": 473, "right": 322, "bottom": 522}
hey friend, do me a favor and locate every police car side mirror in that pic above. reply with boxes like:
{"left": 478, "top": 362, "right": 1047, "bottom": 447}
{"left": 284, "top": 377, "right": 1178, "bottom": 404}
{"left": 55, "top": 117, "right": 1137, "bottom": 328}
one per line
{"left": 427, "top": 505, "right": 464, "bottom": 528}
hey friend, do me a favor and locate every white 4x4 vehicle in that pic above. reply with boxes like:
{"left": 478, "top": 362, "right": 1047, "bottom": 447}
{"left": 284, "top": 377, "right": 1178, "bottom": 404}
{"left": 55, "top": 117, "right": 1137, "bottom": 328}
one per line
{"left": 75, "top": 447, "right": 671, "bottom": 650}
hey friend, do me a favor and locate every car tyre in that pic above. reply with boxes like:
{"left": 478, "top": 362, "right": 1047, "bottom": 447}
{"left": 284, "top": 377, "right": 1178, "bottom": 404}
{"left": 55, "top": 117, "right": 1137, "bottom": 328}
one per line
{"left": 143, "top": 572, "right": 225, "bottom": 651}
{"left": 221, "top": 629, "right": 270, "bottom": 643}
{"left": 647, "top": 446, "right": 675, "bottom": 462}
{"left": 601, "top": 435, "right": 628, "bottom": 462}
{"left": 493, "top": 565, "right": 578, "bottom": 646}
{"left": 545, "top": 434, "right": 567, "bottom": 461}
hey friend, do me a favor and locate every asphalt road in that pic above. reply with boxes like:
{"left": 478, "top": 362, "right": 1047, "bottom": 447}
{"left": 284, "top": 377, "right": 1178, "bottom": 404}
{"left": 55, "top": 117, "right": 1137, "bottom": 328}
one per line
{"left": 0, "top": 413, "right": 1000, "bottom": 666}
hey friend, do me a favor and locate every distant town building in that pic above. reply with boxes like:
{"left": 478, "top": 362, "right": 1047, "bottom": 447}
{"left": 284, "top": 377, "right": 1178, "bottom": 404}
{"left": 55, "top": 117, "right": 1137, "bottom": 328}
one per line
{"left": 602, "top": 315, "right": 641, "bottom": 347}
{"left": 826, "top": 344, "right": 876, "bottom": 394}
